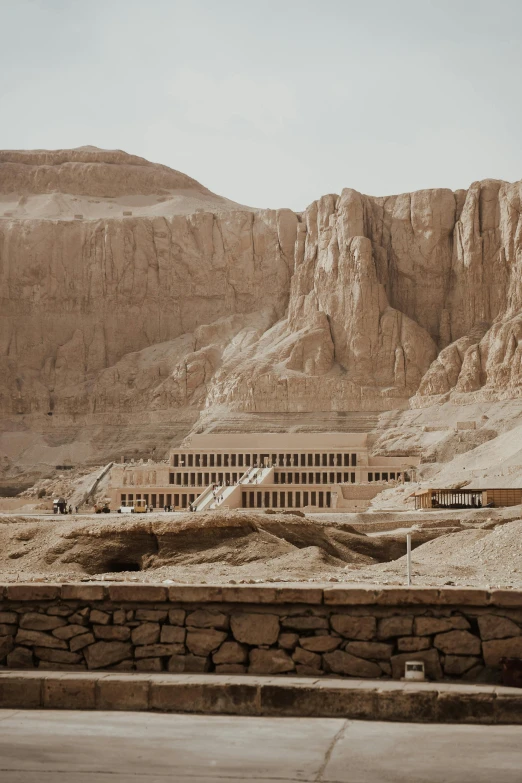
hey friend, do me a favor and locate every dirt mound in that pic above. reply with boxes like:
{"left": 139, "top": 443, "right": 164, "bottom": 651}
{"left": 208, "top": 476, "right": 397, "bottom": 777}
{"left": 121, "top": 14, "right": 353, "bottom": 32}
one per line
{"left": 0, "top": 510, "right": 409, "bottom": 583}
{"left": 357, "top": 519, "right": 522, "bottom": 588}
{"left": 404, "top": 521, "right": 522, "bottom": 571}
{"left": 3, "top": 509, "right": 510, "bottom": 586}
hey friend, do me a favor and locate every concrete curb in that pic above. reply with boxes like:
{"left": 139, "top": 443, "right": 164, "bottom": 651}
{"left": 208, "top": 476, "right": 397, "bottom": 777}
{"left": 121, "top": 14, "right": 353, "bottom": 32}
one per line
{"left": 1, "top": 671, "right": 521, "bottom": 724}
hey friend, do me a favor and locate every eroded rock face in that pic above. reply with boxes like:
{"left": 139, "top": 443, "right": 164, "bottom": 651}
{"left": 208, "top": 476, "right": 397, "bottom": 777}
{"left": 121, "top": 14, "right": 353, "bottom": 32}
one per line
{"left": 213, "top": 181, "right": 522, "bottom": 412}
{"left": 207, "top": 194, "right": 440, "bottom": 413}
{"left": 0, "top": 209, "right": 294, "bottom": 417}
{"left": 2, "top": 149, "right": 522, "bottom": 471}
{"left": 0, "top": 147, "right": 210, "bottom": 197}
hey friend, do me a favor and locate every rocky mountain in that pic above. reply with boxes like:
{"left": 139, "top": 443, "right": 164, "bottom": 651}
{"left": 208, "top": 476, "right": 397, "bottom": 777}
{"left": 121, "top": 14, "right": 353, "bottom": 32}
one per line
{"left": 1, "top": 147, "right": 521, "bottom": 478}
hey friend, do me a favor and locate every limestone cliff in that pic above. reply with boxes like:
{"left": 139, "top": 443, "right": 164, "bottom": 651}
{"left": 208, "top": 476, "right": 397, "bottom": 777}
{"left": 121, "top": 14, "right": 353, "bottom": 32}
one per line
{"left": 0, "top": 148, "right": 295, "bottom": 419}
{"left": 1, "top": 148, "right": 522, "bottom": 474}
{"left": 410, "top": 180, "right": 522, "bottom": 405}
{"left": 0, "top": 147, "right": 210, "bottom": 197}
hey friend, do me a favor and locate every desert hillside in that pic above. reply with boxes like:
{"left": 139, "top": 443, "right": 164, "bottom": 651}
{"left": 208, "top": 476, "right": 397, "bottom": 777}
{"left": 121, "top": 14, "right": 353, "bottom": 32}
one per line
{"left": 1, "top": 148, "right": 522, "bottom": 490}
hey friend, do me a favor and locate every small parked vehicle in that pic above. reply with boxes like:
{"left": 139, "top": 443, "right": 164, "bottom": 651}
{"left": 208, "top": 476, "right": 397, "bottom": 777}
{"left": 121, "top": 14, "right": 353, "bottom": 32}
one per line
{"left": 94, "top": 500, "right": 111, "bottom": 514}
{"left": 117, "top": 498, "right": 147, "bottom": 514}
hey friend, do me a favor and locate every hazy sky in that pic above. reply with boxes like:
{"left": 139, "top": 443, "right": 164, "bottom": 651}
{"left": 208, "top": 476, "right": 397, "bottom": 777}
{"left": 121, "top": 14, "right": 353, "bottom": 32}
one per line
{"left": 1, "top": 0, "right": 521, "bottom": 210}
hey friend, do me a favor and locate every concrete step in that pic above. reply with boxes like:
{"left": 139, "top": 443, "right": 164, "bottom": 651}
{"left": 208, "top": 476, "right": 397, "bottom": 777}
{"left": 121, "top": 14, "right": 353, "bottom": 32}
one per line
{"left": 1, "top": 671, "right": 520, "bottom": 724}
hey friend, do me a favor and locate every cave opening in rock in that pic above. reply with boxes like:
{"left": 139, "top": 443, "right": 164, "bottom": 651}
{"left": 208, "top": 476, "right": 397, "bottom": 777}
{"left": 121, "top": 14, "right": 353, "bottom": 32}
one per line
{"left": 105, "top": 560, "right": 141, "bottom": 573}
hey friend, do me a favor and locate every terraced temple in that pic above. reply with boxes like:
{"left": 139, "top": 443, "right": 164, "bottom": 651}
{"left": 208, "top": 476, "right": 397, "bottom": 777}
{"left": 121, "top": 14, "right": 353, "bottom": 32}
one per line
{"left": 109, "top": 433, "right": 419, "bottom": 512}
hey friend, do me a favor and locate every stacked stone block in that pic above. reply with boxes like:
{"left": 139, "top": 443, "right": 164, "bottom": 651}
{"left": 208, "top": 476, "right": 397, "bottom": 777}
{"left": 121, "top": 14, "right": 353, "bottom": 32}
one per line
{"left": 0, "top": 584, "right": 521, "bottom": 683}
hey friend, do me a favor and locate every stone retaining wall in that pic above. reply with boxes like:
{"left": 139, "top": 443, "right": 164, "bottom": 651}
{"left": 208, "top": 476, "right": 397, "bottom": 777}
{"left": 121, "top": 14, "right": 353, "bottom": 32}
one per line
{"left": 1, "top": 585, "right": 521, "bottom": 683}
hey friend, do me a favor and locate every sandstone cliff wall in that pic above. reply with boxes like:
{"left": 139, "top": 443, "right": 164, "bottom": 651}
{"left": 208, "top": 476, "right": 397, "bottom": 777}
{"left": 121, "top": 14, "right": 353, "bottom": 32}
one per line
{"left": 207, "top": 180, "right": 522, "bottom": 412}
{"left": 1, "top": 148, "right": 522, "bottom": 472}
{"left": 0, "top": 209, "right": 295, "bottom": 416}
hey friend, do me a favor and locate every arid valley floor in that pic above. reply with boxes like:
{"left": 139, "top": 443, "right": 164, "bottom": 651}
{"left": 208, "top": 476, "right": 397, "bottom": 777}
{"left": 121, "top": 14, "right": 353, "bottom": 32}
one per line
{"left": 1, "top": 506, "right": 522, "bottom": 590}
{"left": 2, "top": 149, "right": 522, "bottom": 594}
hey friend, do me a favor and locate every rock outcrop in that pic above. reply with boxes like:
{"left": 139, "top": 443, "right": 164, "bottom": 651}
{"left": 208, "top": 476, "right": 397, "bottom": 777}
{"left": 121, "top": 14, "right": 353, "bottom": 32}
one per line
{"left": 0, "top": 198, "right": 295, "bottom": 416}
{"left": 0, "top": 147, "right": 210, "bottom": 197}
{"left": 1, "top": 147, "right": 522, "bottom": 472}
{"left": 411, "top": 180, "right": 522, "bottom": 405}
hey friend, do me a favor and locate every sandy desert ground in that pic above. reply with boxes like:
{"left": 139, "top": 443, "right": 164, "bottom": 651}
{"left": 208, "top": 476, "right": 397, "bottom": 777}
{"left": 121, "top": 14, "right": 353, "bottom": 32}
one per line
{"left": 1, "top": 505, "right": 521, "bottom": 589}
{"left": 2, "top": 149, "right": 522, "bottom": 590}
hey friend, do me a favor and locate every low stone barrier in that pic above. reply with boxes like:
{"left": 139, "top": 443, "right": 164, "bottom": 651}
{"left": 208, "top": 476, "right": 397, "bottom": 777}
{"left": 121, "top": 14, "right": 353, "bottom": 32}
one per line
{"left": 0, "top": 584, "right": 521, "bottom": 683}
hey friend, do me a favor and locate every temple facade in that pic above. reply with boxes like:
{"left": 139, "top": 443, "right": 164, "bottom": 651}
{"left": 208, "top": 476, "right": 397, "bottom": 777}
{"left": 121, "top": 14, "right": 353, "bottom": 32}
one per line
{"left": 108, "top": 433, "right": 419, "bottom": 512}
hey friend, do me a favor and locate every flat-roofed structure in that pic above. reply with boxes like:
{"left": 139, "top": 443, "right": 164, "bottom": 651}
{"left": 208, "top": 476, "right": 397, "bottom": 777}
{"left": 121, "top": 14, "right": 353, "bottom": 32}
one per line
{"left": 414, "top": 488, "right": 522, "bottom": 510}
{"left": 109, "top": 433, "right": 419, "bottom": 512}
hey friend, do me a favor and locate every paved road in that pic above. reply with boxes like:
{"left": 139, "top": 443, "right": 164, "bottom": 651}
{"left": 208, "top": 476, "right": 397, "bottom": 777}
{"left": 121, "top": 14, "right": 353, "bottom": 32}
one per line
{"left": 0, "top": 709, "right": 521, "bottom": 782}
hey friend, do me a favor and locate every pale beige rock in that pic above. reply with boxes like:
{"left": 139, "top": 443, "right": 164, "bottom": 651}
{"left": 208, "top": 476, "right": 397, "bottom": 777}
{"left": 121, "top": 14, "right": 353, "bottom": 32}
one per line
{"left": 3, "top": 148, "right": 522, "bottom": 493}
{"left": 0, "top": 148, "right": 213, "bottom": 199}
{"left": 0, "top": 149, "right": 293, "bottom": 444}
{"left": 0, "top": 150, "right": 515, "bottom": 485}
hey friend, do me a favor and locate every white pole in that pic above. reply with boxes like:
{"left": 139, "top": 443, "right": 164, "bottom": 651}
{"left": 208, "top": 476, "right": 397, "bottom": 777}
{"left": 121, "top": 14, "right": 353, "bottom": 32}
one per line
{"left": 406, "top": 532, "right": 412, "bottom": 586}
